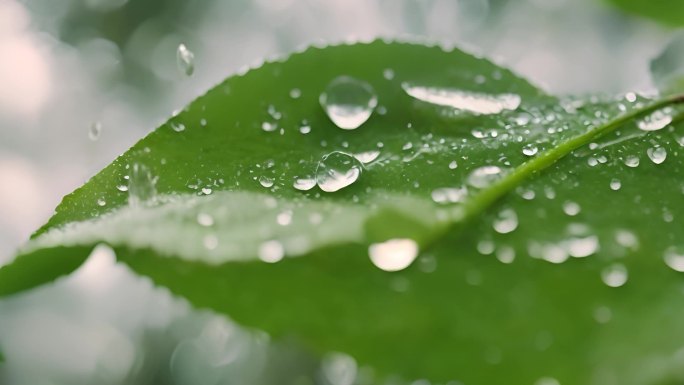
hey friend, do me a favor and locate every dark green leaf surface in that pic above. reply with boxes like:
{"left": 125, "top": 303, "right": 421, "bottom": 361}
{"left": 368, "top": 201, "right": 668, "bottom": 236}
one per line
{"left": 3, "top": 41, "right": 684, "bottom": 384}
{"left": 606, "top": 0, "right": 684, "bottom": 26}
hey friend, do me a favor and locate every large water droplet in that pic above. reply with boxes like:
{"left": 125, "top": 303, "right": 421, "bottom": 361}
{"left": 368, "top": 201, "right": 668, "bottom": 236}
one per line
{"left": 320, "top": 76, "right": 377, "bottom": 130}
{"left": 601, "top": 263, "right": 628, "bottom": 287}
{"left": 89, "top": 121, "right": 102, "bottom": 141}
{"left": 664, "top": 246, "right": 684, "bottom": 272}
{"left": 647, "top": 146, "right": 667, "bottom": 164}
{"left": 316, "top": 151, "right": 363, "bottom": 192}
{"left": 402, "top": 83, "right": 521, "bottom": 115}
{"left": 259, "top": 176, "right": 274, "bottom": 188}
{"left": 353, "top": 150, "right": 380, "bottom": 164}
{"left": 321, "top": 352, "right": 357, "bottom": 385}
{"left": 368, "top": 238, "right": 419, "bottom": 272}
{"left": 493, "top": 208, "right": 518, "bottom": 234}
{"left": 176, "top": 43, "right": 195, "bottom": 76}
{"left": 467, "top": 166, "right": 504, "bottom": 189}
{"left": 638, "top": 110, "right": 672, "bottom": 131}
{"left": 128, "top": 164, "right": 157, "bottom": 207}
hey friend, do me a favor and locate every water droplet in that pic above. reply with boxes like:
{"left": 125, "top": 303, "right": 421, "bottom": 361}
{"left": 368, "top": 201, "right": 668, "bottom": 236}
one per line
{"left": 176, "top": 43, "right": 195, "bottom": 76}
{"left": 493, "top": 208, "right": 518, "bottom": 234}
{"left": 261, "top": 121, "right": 277, "bottom": 132}
{"left": 170, "top": 122, "right": 186, "bottom": 132}
{"left": 664, "top": 246, "right": 684, "bottom": 272}
{"left": 321, "top": 352, "right": 357, "bottom": 385}
{"left": 609, "top": 178, "right": 621, "bottom": 191}
{"left": 625, "top": 92, "right": 637, "bottom": 103}
{"left": 535, "top": 377, "right": 561, "bottom": 385}
{"left": 383, "top": 68, "right": 395, "bottom": 80}
{"left": 496, "top": 245, "right": 515, "bottom": 264}
{"left": 353, "top": 150, "right": 380, "bottom": 164}
{"left": 201, "top": 187, "right": 212, "bottom": 195}
{"left": 96, "top": 198, "right": 106, "bottom": 206}
{"left": 565, "top": 235, "right": 599, "bottom": 258}
{"left": 315, "top": 151, "right": 363, "bottom": 192}
{"left": 197, "top": 213, "right": 214, "bottom": 227}
{"left": 116, "top": 184, "right": 128, "bottom": 192}
{"left": 320, "top": 76, "right": 377, "bottom": 130}
{"left": 638, "top": 110, "right": 672, "bottom": 131}
{"left": 258, "top": 240, "right": 284, "bottom": 263}
{"left": 448, "top": 160, "right": 458, "bottom": 169}
{"left": 477, "top": 240, "right": 495, "bottom": 255}
{"left": 594, "top": 306, "right": 612, "bottom": 324}
{"left": 203, "top": 234, "right": 218, "bottom": 250}
{"left": 647, "top": 146, "right": 667, "bottom": 164}
{"left": 418, "top": 254, "right": 437, "bottom": 273}
{"left": 259, "top": 176, "right": 274, "bottom": 188}
{"left": 562, "top": 201, "right": 581, "bottom": 216}
{"left": 128, "top": 164, "right": 157, "bottom": 207}
{"left": 289, "top": 88, "right": 301, "bottom": 99}
{"left": 368, "top": 238, "right": 419, "bottom": 272}
{"left": 528, "top": 241, "right": 569, "bottom": 264}
{"left": 431, "top": 187, "right": 468, "bottom": 204}
{"left": 402, "top": 83, "right": 521, "bottom": 115}
{"left": 623, "top": 155, "right": 640, "bottom": 168}
{"left": 522, "top": 144, "right": 539, "bottom": 156}
{"left": 467, "top": 166, "right": 503, "bottom": 189}
{"left": 276, "top": 210, "right": 293, "bottom": 226}
{"left": 601, "top": 263, "right": 628, "bottom": 287}
{"left": 89, "top": 121, "right": 102, "bottom": 141}
{"left": 293, "top": 177, "right": 316, "bottom": 191}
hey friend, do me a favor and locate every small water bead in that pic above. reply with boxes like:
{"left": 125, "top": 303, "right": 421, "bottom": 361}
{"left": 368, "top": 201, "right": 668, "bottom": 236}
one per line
{"left": 431, "top": 187, "right": 468, "bottom": 204}
{"left": 601, "top": 263, "right": 628, "bottom": 287}
{"left": 299, "top": 123, "right": 311, "bottom": 134}
{"left": 321, "top": 352, "right": 357, "bottom": 385}
{"left": 267, "top": 105, "right": 281, "bottom": 120}
{"left": 289, "top": 88, "right": 301, "bottom": 99}
{"left": 89, "top": 121, "right": 102, "bottom": 141}
{"left": 200, "top": 118, "right": 207, "bottom": 127}
{"left": 258, "top": 240, "right": 284, "bottom": 263}
{"left": 418, "top": 254, "right": 437, "bottom": 273}
{"left": 261, "top": 121, "right": 277, "bottom": 132}
{"left": 609, "top": 178, "right": 622, "bottom": 191}
{"left": 116, "top": 184, "right": 128, "bottom": 192}
{"left": 315, "top": 151, "right": 363, "bottom": 193}
{"left": 664, "top": 246, "right": 684, "bottom": 272}
{"left": 368, "top": 238, "right": 419, "bottom": 272}
{"left": 594, "top": 306, "right": 613, "bottom": 324}
{"left": 201, "top": 187, "right": 213, "bottom": 195}
{"left": 97, "top": 198, "right": 106, "bottom": 206}
{"left": 176, "top": 43, "right": 195, "bottom": 76}
{"left": 448, "top": 160, "right": 458, "bottom": 169}
{"left": 565, "top": 235, "right": 599, "bottom": 258}
{"left": 293, "top": 177, "right": 316, "bottom": 191}
{"left": 493, "top": 208, "right": 518, "bottom": 234}
{"left": 170, "top": 122, "right": 186, "bottom": 132}
{"left": 535, "top": 377, "right": 561, "bottom": 385}
{"left": 320, "top": 76, "right": 377, "bottom": 130}
{"left": 382, "top": 68, "right": 395, "bottom": 80}
{"left": 562, "top": 201, "right": 581, "bottom": 216}
{"left": 625, "top": 92, "right": 637, "bottom": 103}
{"left": 197, "top": 213, "right": 214, "bottom": 227}
{"left": 467, "top": 166, "right": 504, "bottom": 189}
{"left": 258, "top": 176, "right": 274, "bottom": 188}
{"left": 615, "top": 229, "right": 639, "bottom": 250}
{"left": 276, "top": 210, "right": 293, "bottom": 226}
{"left": 402, "top": 83, "right": 521, "bottom": 114}
{"left": 623, "top": 155, "right": 640, "bottom": 168}
{"left": 528, "top": 241, "right": 569, "bottom": 264}
{"left": 496, "top": 246, "right": 516, "bottom": 264}
{"left": 647, "top": 146, "right": 667, "bottom": 164}
{"left": 402, "top": 142, "right": 413, "bottom": 150}
{"left": 587, "top": 157, "right": 598, "bottom": 167}
{"left": 522, "top": 144, "right": 539, "bottom": 156}
{"left": 353, "top": 150, "right": 380, "bottom": 164}
{"left": 477, "top": 240, "right": 495, "bottom": 255}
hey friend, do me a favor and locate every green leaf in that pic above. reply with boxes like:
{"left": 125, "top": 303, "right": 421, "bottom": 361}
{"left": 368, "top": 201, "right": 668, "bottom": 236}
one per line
{"left": 3, "top": 41, "right": 684, "bottom": 384}
{"left": 606, "top": 0, "right": 684, "bottom": 26}
{"left": 652, "top": 32, "right": 684, "bottom": 95}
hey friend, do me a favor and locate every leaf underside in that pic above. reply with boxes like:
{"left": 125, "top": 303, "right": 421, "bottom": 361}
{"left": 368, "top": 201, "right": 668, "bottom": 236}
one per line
{"left": 2, "top": 41, "right": 684, "bottom": 385}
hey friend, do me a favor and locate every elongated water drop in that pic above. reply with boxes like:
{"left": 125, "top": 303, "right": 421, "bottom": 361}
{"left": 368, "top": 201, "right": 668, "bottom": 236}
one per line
{"left": 320, "top": 76, "right": 377, "bottom": 130}
{"left": 402, "top": 83, "right": 521, "bottom": 115}
{"left": 293, "top": 177, "right": 316, "bottom": 191}
{"left": 176, "top": 43, "right": 195, "bottom": 76}
{"left": 647, "top": 147, "right": 667, "bottom": 164}
{"left": 368, "top": 238, "right": 419, "bottom": 272}
{"left": 315, "top": 151, "right": 363, "bottom": 192}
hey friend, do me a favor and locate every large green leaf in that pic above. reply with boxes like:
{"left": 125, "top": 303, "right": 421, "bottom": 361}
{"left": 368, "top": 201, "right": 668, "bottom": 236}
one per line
{"left": 606, "top": 0, "right": 684, "bottom": 26}
{"left": 3, "top": 41, "right": 684, "bottom": 384}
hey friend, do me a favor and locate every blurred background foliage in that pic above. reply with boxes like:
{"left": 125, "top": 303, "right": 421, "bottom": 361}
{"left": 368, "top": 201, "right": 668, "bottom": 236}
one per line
{"left": 0, "top": 0, "right": 682, "bottom": 384}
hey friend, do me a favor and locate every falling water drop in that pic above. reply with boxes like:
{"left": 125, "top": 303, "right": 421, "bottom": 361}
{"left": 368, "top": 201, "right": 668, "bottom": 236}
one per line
{"left": 89, "top": 121, "right": 102, "bottom": 141}
{"left": 319, "top": 76, "right": 377, "bottom": 130}
{"left": 647, "top": 147, "right": 667, "bottom": 164}
{"left": 176, "top": 43, "right": 195, "bottom": 76}
{"left": 315, "top": 151, "right": 363, "bottom": 192}
{"left": 368, "top": 238, "right": 419, "bottom": 272}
